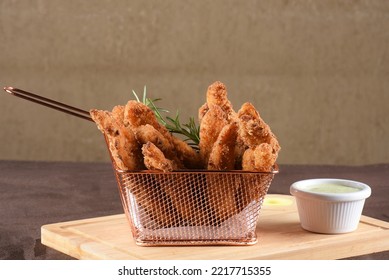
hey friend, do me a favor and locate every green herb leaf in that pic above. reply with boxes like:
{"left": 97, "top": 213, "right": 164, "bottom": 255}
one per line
{"left": 132, "top": 87, "right": 200, "bottom": 148}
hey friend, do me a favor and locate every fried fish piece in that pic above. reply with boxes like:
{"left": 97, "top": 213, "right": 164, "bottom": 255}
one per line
{"left": 236, "top": 172, "right": 273, "bottom": 213}
{"left": 238, "top": 101, "right": 280, "bottom": 171}
{"left": 171, "top": 136, "right": 203, "bottom": 169}
{"left": 142, "top": 142, "right": 178, "bottom": 172}
{"left": 124, "top": 100, "right": 174, "bottom": 141}
{"left": 90, "top": 109, "right": 144, "bottom": 170}
{"left": 241, "top": 143, "right": 276, "bottom": 172}
{"left": 111, "top": 105, "right": 125, "bottom": 123}
{"left": 205, "top": 122, "right": 241, "bottom": 223}
{"left": 237, "top": 143, "right": 276, "bottom": 212}
{"left": 201, "top": 81, "right": 247, "bottom": 169}
{"left": 237, "top": 102, "right": 280, "bottom": 157}
{"left": 153, "top": 170, "right": 211, "bottom": 226}
{"left": 124, "top": 100, "right": 188, "bottom": 162}
{"left": 206, "top": 173, "right": 240, "bottom": 224}
{"left": 233, "top": 134, "right": 246, "bottom": 170}
{"left": 120, "top": 172, "right": 183, "bottom": 228}
{"left": 134, "top": 124, "right": 183, "bottom": 168}
{"left": 142, "top": 143, "right": 208, "bottom": 224}
{"left": 206, "top": 81, "right": 236, "bottom": 121}
{"left": 90, "top": 109, "right": 114, "bottom": 134}
{"left": 237, "top": 102, "right": 270, "bottom": 147}
{"left": 207, "top": 122, "right": 239, "bottom": 170}
{"left": 124, "top": 100, "right": 159, "bottom": 128}
{"left": 199, "top": 104, "right": 228, "bottom": 166}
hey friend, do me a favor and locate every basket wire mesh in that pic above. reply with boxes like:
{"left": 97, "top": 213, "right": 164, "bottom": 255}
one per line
{"left": 113, "top": 169, "right": 277, "bottom": 246}
{"left": 107, "top": 138, "right": 278, "bottom": 246}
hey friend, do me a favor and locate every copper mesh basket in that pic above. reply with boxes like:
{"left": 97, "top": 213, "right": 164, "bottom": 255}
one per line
{"left": 2, "top": 87, "right": 278, "bottom": 246}
{"left": 112, "top": 164, "right": 278, "bottom": 246}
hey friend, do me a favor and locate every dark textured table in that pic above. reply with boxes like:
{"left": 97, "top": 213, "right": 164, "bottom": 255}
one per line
{"left": 1, "top": 160, "right": 388, "bottom": 260}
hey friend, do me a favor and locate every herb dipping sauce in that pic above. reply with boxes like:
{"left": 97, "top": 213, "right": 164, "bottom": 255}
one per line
{"left": 307, "top": 183, "right": 359, "bottom": 194}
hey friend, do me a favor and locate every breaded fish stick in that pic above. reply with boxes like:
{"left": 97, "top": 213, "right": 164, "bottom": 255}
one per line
{"left": 112, "top": 105, "right": 125, "bottom": 122}
{"left": 142, "top": 142, "right": 178, "bottom": 172}
{"left": 206, "top": 81, "right": 236, "bottom": 121}
{"left": 241, "top": 143, "right": 276, "bottom": 172}
{"left": 171, "top": 136, "right": 203, "bottom": 169}
{"left": 237, "top": 144, "right": 276, "bottom": 214}
{"left": 237, "top": 102, "right": 280, "bottom": 155}
{"left": 124, "top": 100, "right": 159, "bottom": 128}
{"left": 207, "top": 122, "right": 239, "bottom": 170}
{"left": 206, "top": 173, "right": 240, "bottom": 224}
{"left": 142, "top": 143, "right": 209, "bottom": 225}
{"left": 120, "top": 171, "right": 183, "bottom": 228}
{"left": 205, "top": 123, "right": 241, "bottom": 223}
{"left": 125, "top": 100, "right": 190, "bottom": 167}
{"left": 124, "top": 100, "right": 173, "bottom": 142}
{"left": 237, "top": 102, "right": 280, "bottom": 172}
{"left": 90, "top": 109, "right": 144, "bottom": 170}
{"left": 199, "top": 104, "right": 228, "bottom": 166}
{"left": 134, "top": 124, "right": 183, "bottom": 168}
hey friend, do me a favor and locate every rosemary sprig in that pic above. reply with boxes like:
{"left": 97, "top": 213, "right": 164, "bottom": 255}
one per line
{"left": 132, "top": 87, "right": 200, "bottom": 148}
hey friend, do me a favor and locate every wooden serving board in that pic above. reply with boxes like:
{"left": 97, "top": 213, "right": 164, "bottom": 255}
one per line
{"left": 41, "top": 195, "right": 389, "bottom": 260}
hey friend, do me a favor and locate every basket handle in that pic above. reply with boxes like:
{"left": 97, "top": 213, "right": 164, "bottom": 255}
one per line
{"left": 3, "top": 86, "right": 93, "bottom": 122}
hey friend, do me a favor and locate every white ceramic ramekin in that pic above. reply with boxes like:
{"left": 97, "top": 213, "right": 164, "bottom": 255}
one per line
{"left": 290, "top": 178, "right": 371, "bottom": 234}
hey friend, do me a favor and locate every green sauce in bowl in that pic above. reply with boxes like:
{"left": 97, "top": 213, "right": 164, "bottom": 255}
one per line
{"left": 290, "top": 178, "right": 372, "bottom": 233}
{"left": 307, "top": 183, "right": 360, "bottom": 194}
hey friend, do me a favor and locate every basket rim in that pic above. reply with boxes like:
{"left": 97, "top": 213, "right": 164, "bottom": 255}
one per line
{"left": 113, "top": 163, "right": 279, "bottom": 175}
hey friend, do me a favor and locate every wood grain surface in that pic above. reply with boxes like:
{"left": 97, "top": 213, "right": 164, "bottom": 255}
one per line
{"left": 41, "top": 195, "right": 389, "bottom": 260}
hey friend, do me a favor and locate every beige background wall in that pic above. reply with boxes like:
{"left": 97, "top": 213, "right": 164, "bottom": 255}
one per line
{"left": 0, "top": 0, "right": 388, "bottom": 165}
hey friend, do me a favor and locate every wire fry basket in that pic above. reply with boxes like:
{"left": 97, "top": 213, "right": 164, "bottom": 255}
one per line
{"left": 111, "top": 160, "right": 278, "bottom": 246}
{"left": 2, "top": 86, "right": 279, "bottom": 246}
